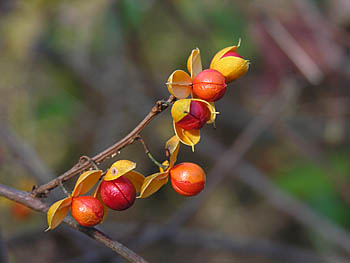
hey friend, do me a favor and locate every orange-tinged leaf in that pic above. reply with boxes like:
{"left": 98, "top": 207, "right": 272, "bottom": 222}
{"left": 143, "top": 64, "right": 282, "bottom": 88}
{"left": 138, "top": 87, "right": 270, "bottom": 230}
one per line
{"left": 46, "top": 197, "right": 72, "bottom": 230}
{"left": 165, "top": 136, "right": 180, "bottom": 167}
{"left": 171, "top": 99, "right": 191, "bottom": 123}
{"left": 124, "top": 171, "right": 145, "bottom": 193}
{"left": 187, "top": 48, "right": 202, "bottom": 78}
{"left": 192, "top": 99, "right": 218, "bottom": 124}
{"left": 104, "top": 160, "right": 136, "bottom": 181}
{"left": 173, "top": 121, "right": 200, "bottom": 151}
{"left": 72, "top": 170, "right": 103, "bottom": 197}
{"left": 138, "top": 171, "right": 169, "bottom": 198}
{"left": 167, "top": 70, "right": 192, "bottom": 99}
{"left": 92, "top": 181, "right": 108, "bottom": 222}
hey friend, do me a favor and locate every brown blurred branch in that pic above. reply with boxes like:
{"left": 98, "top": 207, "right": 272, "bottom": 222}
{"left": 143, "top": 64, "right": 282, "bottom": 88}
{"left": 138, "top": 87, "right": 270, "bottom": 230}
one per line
{"left": 32, "top": 95, "right": 175, "bottom": 197}
{"left": 0, "top": 183, "right": 149, "bottom": 263}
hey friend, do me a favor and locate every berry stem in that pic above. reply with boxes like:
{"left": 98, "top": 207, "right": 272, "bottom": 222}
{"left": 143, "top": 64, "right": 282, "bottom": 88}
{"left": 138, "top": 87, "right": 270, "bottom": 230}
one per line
{"left": 137, "top": 135, "right": 167, "bottom": 170}
{"left": 59, "top": 181, "right": 70, "bottom": 197}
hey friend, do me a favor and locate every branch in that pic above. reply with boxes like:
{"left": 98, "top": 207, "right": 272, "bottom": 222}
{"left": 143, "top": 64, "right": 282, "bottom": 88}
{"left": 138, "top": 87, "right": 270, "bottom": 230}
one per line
{"left": 0, "top": 183, "right": 149, "bottom": 263}
{"left": 32, "top": 95, "right": 175, "bottom": 197}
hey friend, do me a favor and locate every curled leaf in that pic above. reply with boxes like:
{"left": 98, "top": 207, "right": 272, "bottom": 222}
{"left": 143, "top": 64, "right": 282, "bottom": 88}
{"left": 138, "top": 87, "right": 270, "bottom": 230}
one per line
{"left": 72, "top": 170, "right": 103, "bottom": 197}
{"left": 104, "top": 160, "right": 137, "bottom": 181}
{"left": 187, "top": 48, "right": 202, "bottom": 78}
{"left": 167, "top": 70, "right": 192, "bottom": 99}
{"left": 165, "top": 136, "right": 180, "bottom": 167}
{"left": 46, "top": 197, "right": 72, "bottom": 231}
{"left": 173, "top": 121, "right": 200, "bottom": 151}
{"left": 124, "top": 171, "right": 145, "bottom": 193}
{"left": 138, "top": 171, "right": 169, "bottom": 198}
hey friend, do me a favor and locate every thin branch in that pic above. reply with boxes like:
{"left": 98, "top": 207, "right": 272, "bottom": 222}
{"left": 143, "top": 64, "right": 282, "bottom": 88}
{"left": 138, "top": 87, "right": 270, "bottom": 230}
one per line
{"left": 32, "top": 95, "right": 175, "bottom": 197}
{"left": 0, "top": 183, "right": 149, "bottom": 263}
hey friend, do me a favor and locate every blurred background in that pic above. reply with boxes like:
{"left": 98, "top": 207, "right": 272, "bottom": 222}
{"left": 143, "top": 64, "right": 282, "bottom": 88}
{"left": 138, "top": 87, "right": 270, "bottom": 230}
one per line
{"left": 0, "top": 0, "right": 349, "bottom": 262}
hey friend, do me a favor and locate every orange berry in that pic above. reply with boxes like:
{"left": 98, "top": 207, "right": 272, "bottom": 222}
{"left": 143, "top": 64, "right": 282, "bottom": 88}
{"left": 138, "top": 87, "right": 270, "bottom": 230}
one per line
{"left": 71, "top": 196, "right": 104, "bottom": 227}
{"left": 170, "top": 162, "right": 206, "bottom": 196}
{"left": 100, "top": 176, "right": 136, "bottom": 211}
{"left": 192, "top": 69, "right": 227, "bottom": 102}
{"left": 175, "top": 100, "right": 210, "bottom": 130}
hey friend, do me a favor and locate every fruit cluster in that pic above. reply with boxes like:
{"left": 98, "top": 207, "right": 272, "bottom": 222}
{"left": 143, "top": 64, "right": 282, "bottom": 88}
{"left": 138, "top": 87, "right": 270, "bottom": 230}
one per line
{"left": 167, "top": 40, "right": 249, "bottom": 150}
{"left": 47, "top": 41, "right": 248, "bottom": 230}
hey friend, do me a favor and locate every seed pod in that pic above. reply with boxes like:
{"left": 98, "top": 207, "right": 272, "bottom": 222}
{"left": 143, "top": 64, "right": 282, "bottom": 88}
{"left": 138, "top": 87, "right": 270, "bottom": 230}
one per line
{"left": 171, "top": 99, "right": 210, "bottom": 130}
{"left": 100, "top": 176, "right": 136, "bottom": 211}
{"left": 192, "top": 69, "right": 227, "bottom": 102}
{"left": 210, "top": 42, "right": 249, "bottom": 83}
{"left": 170, "top": 162, "right": 206, "bottom": 196}
{"left": 71, "top": 196, "right": 104, "bottom": 227}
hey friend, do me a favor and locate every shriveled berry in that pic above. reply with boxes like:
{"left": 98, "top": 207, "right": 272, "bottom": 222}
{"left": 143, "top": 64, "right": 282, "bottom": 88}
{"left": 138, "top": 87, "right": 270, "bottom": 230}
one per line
{"left": 170, "top": 162, "right": 206, "bottom": 196}
{"left": 192, "top": 69, "right": 227, "bottom": 102}
{"left": 71, "top": 196, "right": 104, "bottom": 227}
{"left": 175, "top": 100, "right": 210, "bottom": 130}
{"left": 100, "top": 176, "right": 136, "bottom": 211}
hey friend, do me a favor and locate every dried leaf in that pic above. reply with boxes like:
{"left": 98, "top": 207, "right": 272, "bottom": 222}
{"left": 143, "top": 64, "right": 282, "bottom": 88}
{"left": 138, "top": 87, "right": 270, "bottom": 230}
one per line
{"left": 167, "top": 70, "right": 192, "bottom": 99}
{"left": 187, "top": 48, "right": 202, "bottom": 78}
{"left": 46, "top": 197, "right": 72, "bottom": 230}
{"left": 124, "top": 171, "right": 145, "bottom": 193}
{"left": 138, "top": 171, "right": 169, "bottom": 198}
{"left": 72, "top": 170, "right": 103, "bottom": 197}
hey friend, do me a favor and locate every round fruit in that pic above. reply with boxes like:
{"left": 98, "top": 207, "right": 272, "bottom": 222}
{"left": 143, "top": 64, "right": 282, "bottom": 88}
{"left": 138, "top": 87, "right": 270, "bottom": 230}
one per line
{"left": 174, "top": 100, "right": 210, "bottom": 130}
{"left": 100, "top": 176, "right": 136, "bottom": 211}
{"left": 170, "top": 162, "right": 206, "bottom": 196}
{"left": 192, "top": 69, "right": 227, "bottom": 102}
{"left": 71, "top": 196, "right": 104, "bottom": 227}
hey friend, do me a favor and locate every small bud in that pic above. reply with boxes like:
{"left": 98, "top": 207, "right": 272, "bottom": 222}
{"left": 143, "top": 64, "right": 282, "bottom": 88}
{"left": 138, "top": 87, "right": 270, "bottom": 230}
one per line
{"left": 71, "top": 196, "right": 104, "bottom": 227}
{"left": 210, "top": 43, "right": 249, "bottom": 83}
{"left": 100, "top": 176, "right": 136, "bottom": 211}
{"left": 192, "top": 69, "right": 227, "bottom": 102}
{"left": 172, "top": 100, "right": 210, "bottom": 130}
{"left": 170, "top": 162, "right": 206, "bottom": 196}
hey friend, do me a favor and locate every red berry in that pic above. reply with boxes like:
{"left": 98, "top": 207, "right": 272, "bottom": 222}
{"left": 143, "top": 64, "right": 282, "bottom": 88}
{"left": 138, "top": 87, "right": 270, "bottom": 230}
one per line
{"left": 100, "top": 176, "right": 136, "bottom": 211}
{"left": 170, "top": 162, "right": 206, "bottom": 196}
{"left": 176, "top": 100, "right": 210, "bottom": 130}
{"left": 192, "top": 69, "right": 227, "bottom": 102}
{"left": 71, "top": 196, "right": 104, "bottom": 227}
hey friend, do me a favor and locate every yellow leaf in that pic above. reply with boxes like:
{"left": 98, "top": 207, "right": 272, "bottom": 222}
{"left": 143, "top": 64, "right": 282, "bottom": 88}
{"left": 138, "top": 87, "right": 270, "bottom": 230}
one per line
{"left": 138, "top": 171, "right": 169, "bottom": 198}
{"left": 187, "top": 48, "right": 202, "bottom": 78}
{"left": 167, "top": 70, "right": 192, "bottom": 99}
{"left": 173, "top": 121, "right": 200, "bottom": 151}
{"left": 165, "top": 136, "right": 180, "bottom": 167}
{"left": 171, "top": 99, "right": 191, "bottom": 123}
{"left": 210, "top": 45, "right": 239, "bottom": 66}
{"left": 104, "top": 160, "right": 136, "bottom": 181}
{"left": 46, "top": 197, "right": 72, "bottom": 230}
{"left": 72, "top": 170, "right": 103, "bottom": 197}
{"left": 92, "top": 181, "right": 108, "bottom": 222}
{"left": 124, "top": 171, "right": 145, "bottom": 193}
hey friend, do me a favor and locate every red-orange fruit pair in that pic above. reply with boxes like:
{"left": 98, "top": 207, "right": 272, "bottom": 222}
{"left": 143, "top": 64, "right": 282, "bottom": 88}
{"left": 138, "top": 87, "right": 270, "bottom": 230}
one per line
{"left": 170, "top": 162, "right": 206, "bottom": 196}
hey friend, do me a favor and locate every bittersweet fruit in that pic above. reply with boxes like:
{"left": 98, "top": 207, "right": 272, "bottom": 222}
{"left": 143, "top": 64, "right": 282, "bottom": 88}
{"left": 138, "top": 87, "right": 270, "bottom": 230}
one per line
{"left": 172, "top": 100, "right": 210, "bottom": 130}
{"left": 192, "top": 69, "right": 227, "bottom": 102}
{"left": 100, "top": 176, "right": 136, "bottom": 211}
{"left": 170, "top": 162, "right": 206, "bottom": 196}
{"left": 71, "top": 196, "right": 104, "bottom": 227}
